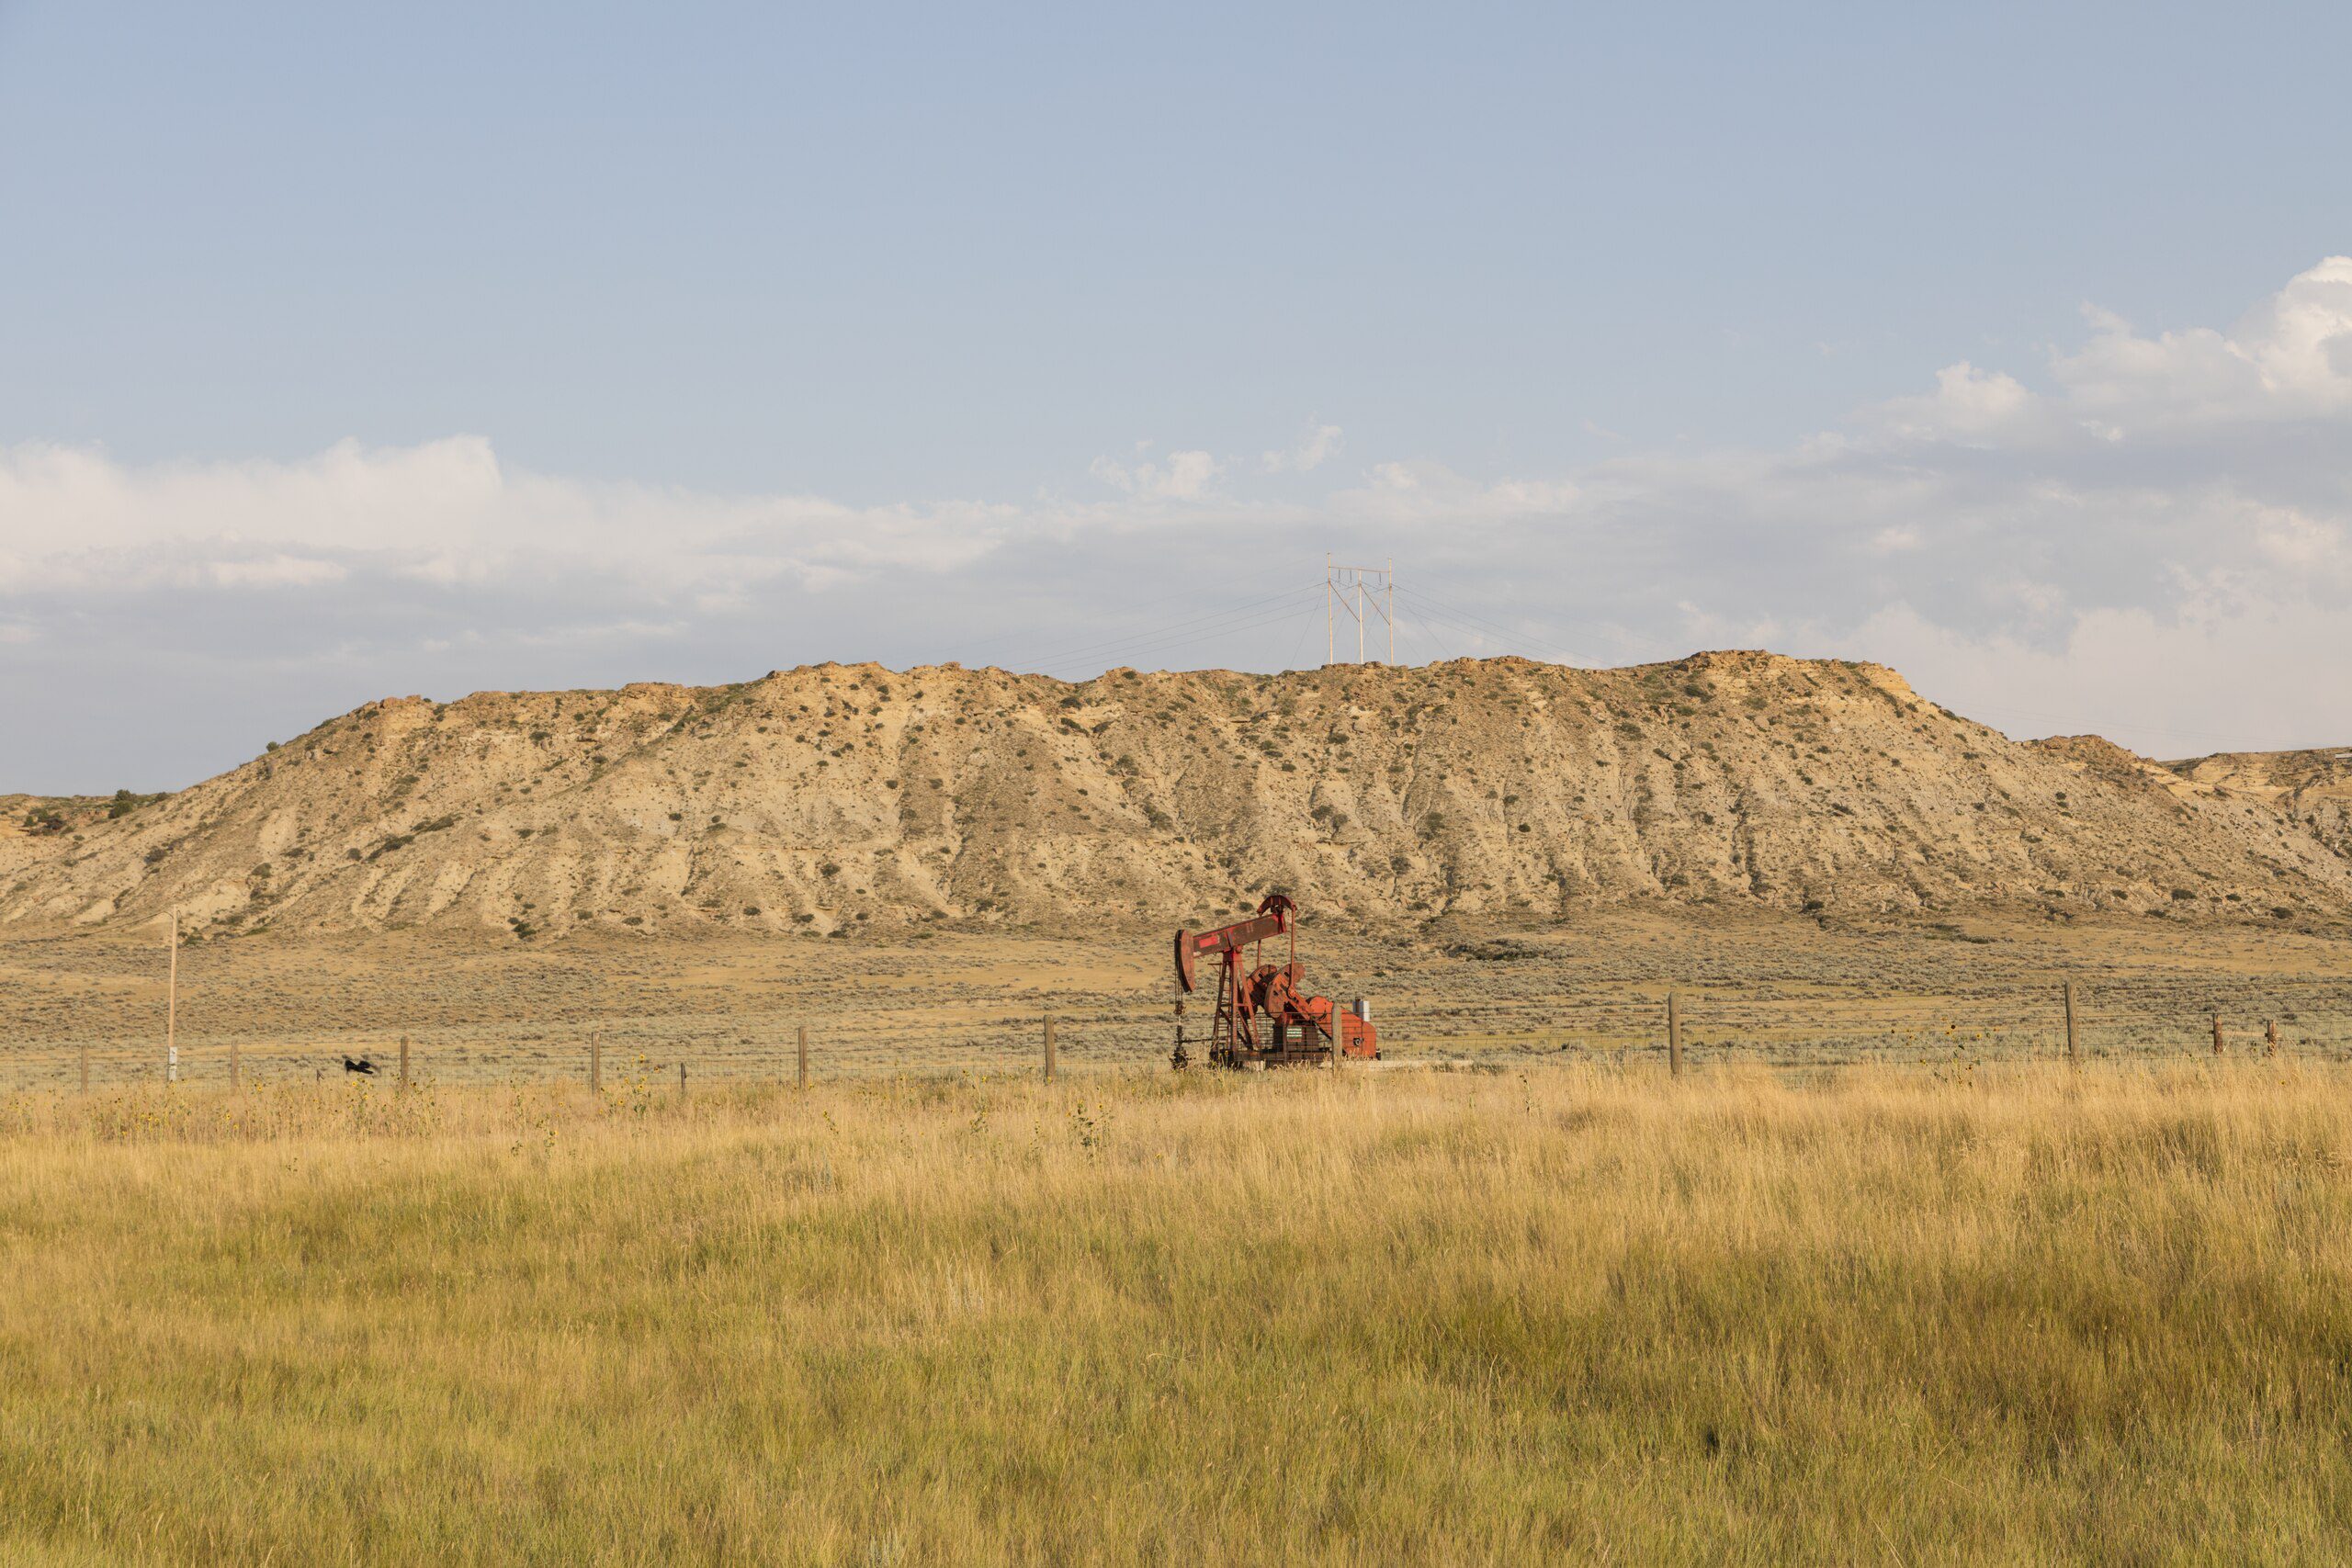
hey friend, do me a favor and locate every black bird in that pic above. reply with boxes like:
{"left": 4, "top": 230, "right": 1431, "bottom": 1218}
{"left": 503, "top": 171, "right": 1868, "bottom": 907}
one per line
{"left": 342, "top": 1055, "right": 378, "bottom": 1076}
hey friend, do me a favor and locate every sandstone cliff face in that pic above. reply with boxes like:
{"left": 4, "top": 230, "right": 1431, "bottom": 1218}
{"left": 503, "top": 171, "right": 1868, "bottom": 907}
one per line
{"left": 2164, "top": 747, "right": 2352, "bottom": 864}
{"left": 6, "top": 653, "right": 2347, "bottom": 939}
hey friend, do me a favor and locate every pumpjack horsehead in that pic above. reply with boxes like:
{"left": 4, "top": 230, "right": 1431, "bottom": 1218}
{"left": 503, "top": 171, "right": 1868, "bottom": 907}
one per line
{"left": 1170, "top": 893, "right": 1377, "bottom": 1069}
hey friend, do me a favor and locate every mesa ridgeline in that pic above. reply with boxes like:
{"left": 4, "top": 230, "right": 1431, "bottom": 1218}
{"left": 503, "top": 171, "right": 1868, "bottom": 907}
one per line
{"left": 6, "top": 652, "right": 2349, "bottom": 939}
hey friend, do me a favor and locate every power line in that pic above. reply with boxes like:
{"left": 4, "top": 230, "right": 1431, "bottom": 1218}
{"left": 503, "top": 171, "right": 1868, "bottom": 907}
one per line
{"left": 1395, "top": 591, "right": 1580, "bottom": 666}
{"left": 1031, "top": 592, "right": 1324, "bottom": 674}
{"left": 977, "top": 582, "right": 1321, "bottom": 671}
{"left": 1404, "top": 585, "right": 1705, "bottom": 669}
{"left": 1396, "top": 602, "right": 1453, "bottom": 664}
{"left": 1394, "top": 591, "right": 1558, "bottom": 661}
{"left": 978, "top": 582, "right": 1322, "bottom": 673}
{"left": 1282, "top": 597, "right": 1323, "bottom": 671}
{"left": 1027, "top": 593, "right": 1328, "bottom": 676}
{"left": 1396, "top": 614, "right": 1448, "bottom": 667}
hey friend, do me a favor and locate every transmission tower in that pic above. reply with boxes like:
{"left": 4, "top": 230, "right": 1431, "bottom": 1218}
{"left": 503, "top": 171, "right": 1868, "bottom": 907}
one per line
{"left": 1325, "top": 555, "right": 1395, "bottom": 665}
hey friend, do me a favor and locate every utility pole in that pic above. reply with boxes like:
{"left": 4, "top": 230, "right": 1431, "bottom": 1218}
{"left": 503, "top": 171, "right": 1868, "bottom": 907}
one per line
{"left": 1323, "top": 558, "right": 1396, "bottom": 666}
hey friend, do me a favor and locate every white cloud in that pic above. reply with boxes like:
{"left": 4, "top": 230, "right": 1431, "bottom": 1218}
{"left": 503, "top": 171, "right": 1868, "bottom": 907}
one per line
{"left": 1262, "top": 422, "right": 1344, "bottom": 473}
{"left": 2049, "top": 255, "right": 2352, "bottom": 430}
{"left": 0, "top": 434, "right": 1020, "bottom": 599}
{"left": 1845, "top": 598, "right": 2352, "bottom": 757}
{"left": 203, "top": 555, "right": 349, "bottom": 589}
{"left": 13, "top": 260, "right": 2352, "bottom": 785}
{"left": 1868, "top": 361, "right": 2038, "bottom": 444}
{"left": 1345, "top": 459, "right": 1579, "bottom": 520}
{"left": 1089, "top": 446, "right": 1223, "bottom": 500}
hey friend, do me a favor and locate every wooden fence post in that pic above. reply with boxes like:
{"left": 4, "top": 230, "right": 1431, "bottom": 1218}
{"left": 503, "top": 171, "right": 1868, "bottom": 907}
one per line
{"left": 399, "top": 1033, "right": 411, "bottom": 1090}
{"left": 797, "top": 1024, "right": 808, "bottom": 1090}
{"left": 1667, "top": 990, "right": 1682, "bottom": 1077}
{"left": 678, "top": 1060, "right": 687, "bottom": 1098}
{"left": 165, "top": 908, "right": 178, "bottom": 1084}
{"left": 78, "top": 1042, "right": 89, "bottom": 1094}
{"left": 590, "top": 1031, "right": 602, "bottom": 1092}
{"left": 2212, "top": 1012, "right": 2224, "bottom": 1057}
{"left": 1043, "top": 1013, "right": 1057, "bottom": 1083}
{"left": 2064, "top": 981, "right": 2080, "bottom": 1066}
{"left": 230, "top": 1038, "right": 241, "bottom": 1092}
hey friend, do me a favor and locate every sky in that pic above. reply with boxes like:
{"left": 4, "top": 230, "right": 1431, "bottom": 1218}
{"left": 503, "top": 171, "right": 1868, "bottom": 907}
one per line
{"left": 6, "top": 2, "right": 2352, "bottom": 791}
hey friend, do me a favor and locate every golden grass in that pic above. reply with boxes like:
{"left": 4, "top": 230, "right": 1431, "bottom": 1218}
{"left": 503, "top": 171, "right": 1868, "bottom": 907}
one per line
{"left": 4, "top": 1062, "right": 2351, "bottom": 1562}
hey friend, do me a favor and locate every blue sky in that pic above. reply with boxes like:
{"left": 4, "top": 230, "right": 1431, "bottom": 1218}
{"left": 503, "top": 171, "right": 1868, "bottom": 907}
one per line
{"left": 6, "top": 3, "right": 2352, "bottom": 789}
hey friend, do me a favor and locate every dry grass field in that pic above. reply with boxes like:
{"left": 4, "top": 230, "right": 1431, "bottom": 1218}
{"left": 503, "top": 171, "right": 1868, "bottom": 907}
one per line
{"left": 3, "top": 908, "right": 2350, "bottom": 1089}
{"left": 4, "top": 1061, "right": 2352, "bottom": 1562}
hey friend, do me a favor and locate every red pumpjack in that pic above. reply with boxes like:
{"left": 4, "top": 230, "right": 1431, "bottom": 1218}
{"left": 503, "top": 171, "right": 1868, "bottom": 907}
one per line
{"left": 1170, "top": 894, "right": 1377, "bottom": 1069}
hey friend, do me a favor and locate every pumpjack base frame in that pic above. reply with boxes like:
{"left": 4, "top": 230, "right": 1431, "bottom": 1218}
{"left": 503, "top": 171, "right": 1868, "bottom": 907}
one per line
{"left": 1210, "top": 1027, "right": 1337, "bottom": 1070}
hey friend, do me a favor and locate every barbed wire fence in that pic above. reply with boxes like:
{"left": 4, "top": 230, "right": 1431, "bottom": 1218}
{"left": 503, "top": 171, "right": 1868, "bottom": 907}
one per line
{"left": 9, "top": 969, "right": 2352, "bottom": 1094}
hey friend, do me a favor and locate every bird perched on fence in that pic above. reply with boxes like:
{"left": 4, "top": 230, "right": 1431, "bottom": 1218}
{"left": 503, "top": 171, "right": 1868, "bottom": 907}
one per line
{"left": 342, "top": 1055, "right": 378, "bottom": 1076}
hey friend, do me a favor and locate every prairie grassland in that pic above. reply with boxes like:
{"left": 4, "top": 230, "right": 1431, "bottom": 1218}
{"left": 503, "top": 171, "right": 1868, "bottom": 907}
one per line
{"left": 6, "top": 909, "right": 2352, "bottom": 1089}
{"left": 4, "top": 1062, "right": 2352, "bottom": 1563}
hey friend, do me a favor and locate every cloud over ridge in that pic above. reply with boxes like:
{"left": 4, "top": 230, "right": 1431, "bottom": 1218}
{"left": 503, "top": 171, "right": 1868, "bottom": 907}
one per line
{"left": 6, "top": 258, "right": 2352, "bottom": 784}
